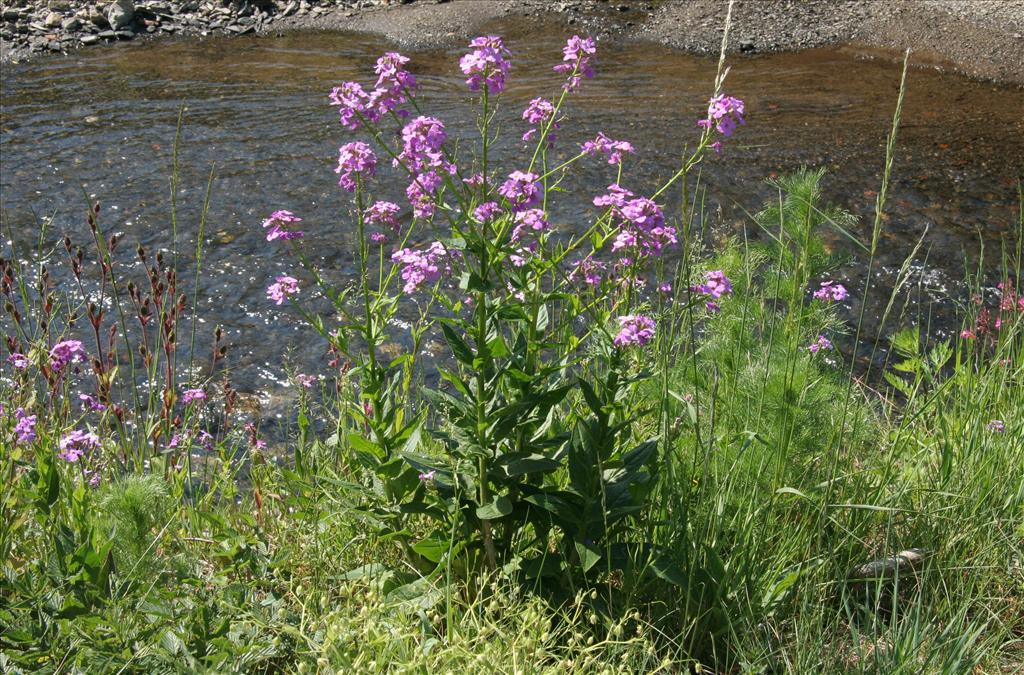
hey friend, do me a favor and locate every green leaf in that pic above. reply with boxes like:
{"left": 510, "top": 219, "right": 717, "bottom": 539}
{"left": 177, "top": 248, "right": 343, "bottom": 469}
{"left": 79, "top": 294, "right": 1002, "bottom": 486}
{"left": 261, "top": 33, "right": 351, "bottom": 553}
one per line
{"left": 441, "top": 323, "right": 475, "bottom": 366}
{"left": 499, "top": 453, "right": 561, "bottom": 478}
{"left": 412, "top": 531, "right": 452, "bottom": 563}
{"left": 476, "top": 496, "right": 513, "bottom": 520}
{"left": 575, "top": 540, "right": 601, "bottom": 573}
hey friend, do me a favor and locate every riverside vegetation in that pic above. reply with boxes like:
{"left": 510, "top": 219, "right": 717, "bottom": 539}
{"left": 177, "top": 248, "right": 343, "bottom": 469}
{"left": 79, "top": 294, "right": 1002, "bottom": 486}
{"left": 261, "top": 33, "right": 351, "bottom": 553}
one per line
{"left": 1, "top": 26, "right": 1023, "bottom": 675}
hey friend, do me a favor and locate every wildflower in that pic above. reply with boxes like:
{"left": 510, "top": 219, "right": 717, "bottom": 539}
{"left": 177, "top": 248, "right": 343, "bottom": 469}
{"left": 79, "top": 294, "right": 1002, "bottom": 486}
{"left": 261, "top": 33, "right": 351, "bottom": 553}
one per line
{"left": 391, "top": 242, "right": 457, "bottom": 293}
{"left": 460, "top": 35, "right": 512, "bottom": 95}
{"left": 335, "top": 141, "right": 377, "bottom": 192}
{"left": 463, "top": 173, "right": 485, "bottom": 188}
{"left": 593, "top": 183, "right": 634, "bottom": 209}
{"left": 610, "top": 197, "right": 674, "bottom": 258}
{"left": 79, "top": 393, "right": 107, "bottom": 412}
{"left": 522, "top": 97, "right": 559, "bottom": 144}
{"left": 705, "top": 301, "right": 720, "bottom": 313}
{"left": 473, "top": 201, "right": 502, "bottom": 223}
{"left": 498, "top": 171, "right": 542, "bottom": 212}
{"left": 365, "top": 201, "right": 401, "bottom": 232}
{"left": 262, "top": 210, "right": 304, "bottom": 242}
{"left": 329, "top": 81, "right": 372, "bottom": 129}
{"left": 554, "top": 35, "right": 596, "bottom": 91}
{"left": 372, "top": 51, "right": 416, "bottom": 115}
{"left": 195, "top": 430, "right": 214, "bottom": 452}
{"left": 370, "top": 232, "right": 387, "bottom": 243}
{"left": 59, "top": 429, "right": 100, "bottom": 462}
{"left": 570, "top": 256, "right": 605, "bottom": 286}
{"left": 507, "top": 282, "right": 526, "bottom": 302}
{"left": 267, "top": 275, "right": 300, "bottom": 305}
{"left": 83, "top": 469, "right": 101, "bottom": 488}
{"left": 296, "top": 374, "right": 317, "bottom": 389}
{"left": 398, "top": 116, "right": 453, "bottom": 175}
{"left": 613, "top": 315, "right": 656, "bottom": 347}
{"left": 813, "top": 280, "right": 849, "bottom": 302}
{"left": 182, "top": 388, "right": 207, "bottom": 404}
{"left": 987, "top": 419, "right": 1005, "bottom": 433}
{"left": 808, "top": 335, "right": 833, "bottom": 354}
{"left": 49, "top": 340, "right": 86, "bottom": 371}
{"left": 581, "top": 132, "right": 634, "bottom": 165}
{"left": 419, "top": 470, "right": 436, "bottom": 482}
{"left": 406, "top": 171, "right": 444, "bottom": 220}
{"left": 8, "top": 353, "right": 29, "bottom": 369}
{"left": 704, "top": 95, "right": 746, "bottom": 136}
{"left": 15, "top": 408, "right": 36, "bottom": 444}
{"left": 658, "top": 282, "right": 673, "bottom": 294}
{"left": 511, "top": 209, "right": 550, "bottom": 241}
{"left": 692, "top": 270, "right": 733, "bottom": 299}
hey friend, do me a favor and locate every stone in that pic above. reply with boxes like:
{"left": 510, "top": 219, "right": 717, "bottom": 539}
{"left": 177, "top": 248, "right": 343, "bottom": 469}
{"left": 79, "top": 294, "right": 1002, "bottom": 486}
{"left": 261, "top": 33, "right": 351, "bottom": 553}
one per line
{"left": 2, "top": 9, "right": 22, "bottom": 21}
{"left": 48, "top": 0, "right": 71, "bottom": 10}
{"left": 106, "top": 0, "right": 134, "bottom": 29}
{"left": 80, "top": 33, "right": 99, "bottom": 43}
{"left": 87, "top": 7, "right": 108, "bottom": 26}
{"left": 61, "top": 16, "right": 82, "bottom": 30}
{"left": 43, "top": 11, "right": 63, "bottom": 27}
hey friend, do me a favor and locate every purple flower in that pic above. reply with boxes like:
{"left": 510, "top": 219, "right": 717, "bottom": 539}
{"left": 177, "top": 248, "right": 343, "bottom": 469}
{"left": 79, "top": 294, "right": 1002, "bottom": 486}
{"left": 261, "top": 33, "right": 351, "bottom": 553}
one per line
{"left": 593, "top": 183, "right": 634, "bottom": 209}
{"left": 463, "top": 173, "right": 485, "bottom": 188}
{"left": 473, "top": 201, "right": 502, "bottom": 223}
{"left": 391, "top": 242, "right": 457, "bottom": 294}
{"left": 329, "top": 81, "right": 375, "bottom": 130}
{"left": 182, "top": 388, "right": 207, "bottom": 404}
{"left": 692, "top": 270, "right": 733, "bottom": 299}
{"left": 15, "top": 408, "right": 36, "bottom": 444}
{"left": 613, "top": 315, "right": 656, "bottom": 347}
{"left": 699, "top": 95, "right": 746, "bottom": 146}
{"left": 397, "top": 116, "right": 453, "bottom": 176}
{"left": 335, "top": 141, "right": 377, "bottom": 192}
{"left": 419, "top": 470, "right": 436, "bottom": 482}
{"left": 79, "top": 394, "right": 107, "bottom": 412}
{"left": 262, "top": 210, "right": 304, "bottom": 242}
{"left": 813, "top": 281, "right": 849, "bottom": 302}
{"left": 610, "top": 197, "right": 674, "bottom": 257}
{"left": 406, "top": 171, "right": 444, "bottom": 220}
{"left": 511, "top": 209, "right": 549, "bottom": 242}
{"left": 267, "top": 275, "right": 300, "bottom": 305}
{"left": 59, "top": 429, "right": 100, "bottom": 462}
{"left": 554, "top": 35, "right": 596, "bottom": 91}
{"left": 522, "top": 98, "right": 559, "bottom": 144}
{"left": 571, "top": 256, "right": 605, "bottom": 286}
{"left": 195, "top": 430, "right": 214, "bottom": 452}
{"left": 296, "top": 374, "right": 317, "bottom": 389}
{"left": 460, "top": 35, "right": 512, "bottom": 95}
{"left": 987, "top": 419, "right": 1005, "bottom": 433}
{"left": 49, "top": 340, "right": 86, "bottom": 371}
{"left": 372, "top": 51, "right": 417, "bottom": 115}
{"left": 581, "top": 132, "right": 634, "bottom": 165}
{"left": 808, "top": 335, "right": 833, "bottom": 354}
{"left": 365, "top": 201, "right": 401, "bottom": 232}
{"left": 498, "top": 171, "right": 542, "bottom": 212}
{"left": 8, "top": 353, "right": 29, "bottom": 370}
{"left": 659, "top": 282, "right": 673, "bottom": 294}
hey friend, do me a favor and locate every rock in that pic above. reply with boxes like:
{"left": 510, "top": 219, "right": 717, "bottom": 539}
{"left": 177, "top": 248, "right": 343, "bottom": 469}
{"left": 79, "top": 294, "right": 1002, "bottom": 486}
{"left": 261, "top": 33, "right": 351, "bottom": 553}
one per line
{"left": 739, "top": 39, "right": 756, "bottom": 53}
{"left": 106, "top": 0, "right": 134, "bottom": 29}
{"left": 87, "top": 7, "right": 108, "bottom": 27}
{"left": 97, "top": 29, "right": 117, "bottom": 38}
{"left": 280, "top": 0, "right": 296, "bottom": 16}
{"left": 2, "top": 9, "right": 22, "bottom": 21}
{"left": 61, "top": 16, "right": 82, "bottom": 30}
{"left": 48, "top": 0, "right": 72, "bottom": 9}
{"left": 80, "top": 33, "right": 99, "bottom": 43}
{"left": 43, "top": 11, "right": 63, "bottom": 27}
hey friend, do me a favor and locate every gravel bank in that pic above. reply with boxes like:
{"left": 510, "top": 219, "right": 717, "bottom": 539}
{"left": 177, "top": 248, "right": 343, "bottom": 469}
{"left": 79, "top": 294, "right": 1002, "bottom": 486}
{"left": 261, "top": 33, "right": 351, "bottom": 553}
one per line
{"left": 1, "top": 0, "right": 1022, "bottom": 85}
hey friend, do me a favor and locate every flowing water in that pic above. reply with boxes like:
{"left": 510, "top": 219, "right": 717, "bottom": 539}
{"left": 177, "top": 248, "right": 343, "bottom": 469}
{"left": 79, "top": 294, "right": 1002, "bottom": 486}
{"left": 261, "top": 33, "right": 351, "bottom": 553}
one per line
{"left": 2, "top": 31, "right": 1022, "bottom": 423}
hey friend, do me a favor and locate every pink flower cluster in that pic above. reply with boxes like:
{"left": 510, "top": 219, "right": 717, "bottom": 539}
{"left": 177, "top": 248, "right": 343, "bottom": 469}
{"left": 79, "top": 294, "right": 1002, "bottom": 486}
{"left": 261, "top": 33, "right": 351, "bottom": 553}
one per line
{"left": 581, "top": 132, "right": 634, "bottom": 165}
{"left": 267, "top": 275, "right": 300, "bottom": 305}
{"left": 808, "top": 335, "right": 833, "bottom": 354}
{"left": 692, "top": 270, "right": 733, "bottom": 299}
{"left": 365, "top": 200, "right": 402, "bottom": 241}
{"left": 813, "top": 281, "right": 849, "bottom": 302}
{"left": 522, "top": 98, "right": 559, "bottom": 144}
{"left": 15, "top": 408, "right": 36, "bottom": 443}
{"left": 335, "top": 141, "right": 377, "bottom": 192}
{"left": 397, "top": 116, "right": 456, "bottom": 219}
{"left": 498, "top": 171, "right": 542, "bottom": 213}
{"left": 59, "top": 429, "right": 100, "bottom": 462}
{"left": 596, "top": 186, "right": 673, "bottom": 258}
{"left": 49, "top": 340, "right": 86, "bottom": 371}
{"left": 329, "top": 51, "right": 417, "bottom": 129}
{"left": 698, "top": 95, "right": 746, "bottom": 152}
{"left": 554, "top": 35, "right": 596, "bottom": 91}
{"left": 460, "top": 35, "right": 512, "bottom": 95}
{"left": 613, "top": 315, "right": 656, "bottom": 347}
{"left": 8, "top": 352, "right": 29, "bottom": 369}
{"left": 391, "top": 242, "right": 457, "bottom": 294}
{"left": 262, "top": 210, "right": 304, "bottom": 242}
{"left": 473, "top": 201, "right": 502, "bottom": 223}
{"left": 182, "top": 388, "right": 207, "bottom": 404}
{"left": 570, "top": 256, "right": 606, "bottom": 286}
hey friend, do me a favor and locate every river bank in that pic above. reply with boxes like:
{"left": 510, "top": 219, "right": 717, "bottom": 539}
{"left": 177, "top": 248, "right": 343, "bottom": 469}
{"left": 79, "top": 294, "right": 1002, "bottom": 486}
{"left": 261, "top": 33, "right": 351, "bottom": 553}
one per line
{"left": 2, "top": 0, "right": 1023, "bottom": 84}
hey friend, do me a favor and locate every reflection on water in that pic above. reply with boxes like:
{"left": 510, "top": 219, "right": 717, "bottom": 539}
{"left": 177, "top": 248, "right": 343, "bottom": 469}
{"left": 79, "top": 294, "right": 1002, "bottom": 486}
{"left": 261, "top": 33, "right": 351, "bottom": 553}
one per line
{"left": 2, "top": 31, "right": 1022, "bottom": 414}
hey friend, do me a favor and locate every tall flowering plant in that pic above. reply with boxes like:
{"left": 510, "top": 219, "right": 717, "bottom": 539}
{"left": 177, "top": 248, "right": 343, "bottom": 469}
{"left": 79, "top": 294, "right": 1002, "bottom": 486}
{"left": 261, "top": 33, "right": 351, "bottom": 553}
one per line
{"left": 267, "top": 37, "right": 746, "bottom": 582}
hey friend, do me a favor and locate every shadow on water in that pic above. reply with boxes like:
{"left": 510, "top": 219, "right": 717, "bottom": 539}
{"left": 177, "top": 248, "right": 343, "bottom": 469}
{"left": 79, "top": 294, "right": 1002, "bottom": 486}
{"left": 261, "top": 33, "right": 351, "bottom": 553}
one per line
{"left": 2, "top": 29, "right": 1022, "bottom": 424}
